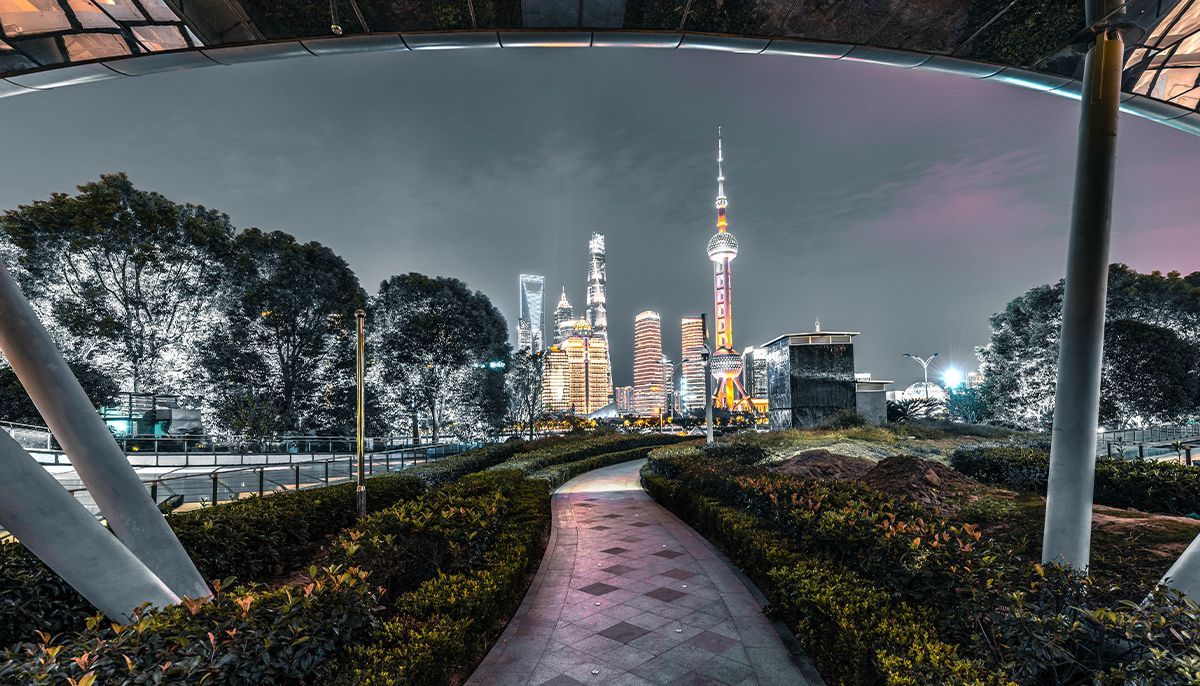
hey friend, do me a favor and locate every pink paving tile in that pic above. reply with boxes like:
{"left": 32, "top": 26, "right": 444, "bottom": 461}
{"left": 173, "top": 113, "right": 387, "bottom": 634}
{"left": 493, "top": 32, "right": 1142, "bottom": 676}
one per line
{"left": 466, "top": 458, "right": 820, "bottom": 686}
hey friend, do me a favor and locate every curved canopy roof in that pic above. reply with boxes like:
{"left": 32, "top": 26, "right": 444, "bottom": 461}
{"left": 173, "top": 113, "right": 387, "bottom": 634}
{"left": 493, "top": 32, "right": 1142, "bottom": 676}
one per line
{"left": 1, "top": 0, "right": 1199, "bottom": 134}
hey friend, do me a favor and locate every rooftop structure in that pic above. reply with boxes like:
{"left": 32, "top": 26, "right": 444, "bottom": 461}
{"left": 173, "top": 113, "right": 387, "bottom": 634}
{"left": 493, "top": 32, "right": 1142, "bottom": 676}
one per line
{"left": 1, "top": 3, "right": 1198, "bottom": 137}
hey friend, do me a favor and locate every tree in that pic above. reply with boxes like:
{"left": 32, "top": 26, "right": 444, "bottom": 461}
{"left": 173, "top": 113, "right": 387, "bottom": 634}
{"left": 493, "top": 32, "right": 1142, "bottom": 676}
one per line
{"left": 946, "top": 387, "right": 989, "bottom": 424}
{"left": 0, "top": 360, "right": 119, "bottom": 426}
{"left": 1100, "top": 319, "right": 1200, "bottom": 428}
{"left": 508, "top": 350, "right": 545, "bottom": 440}
{"left": 197, "top": 229, "right": 365, "bottom": 434}
{"left": 979, "top": 265, "right": 1200, "bottom": 430}
{"left": 371, "top": 274, "right": 510, "bottom": 443}
{"left": 0, "top": 174, "right": 234, "bottom": 394}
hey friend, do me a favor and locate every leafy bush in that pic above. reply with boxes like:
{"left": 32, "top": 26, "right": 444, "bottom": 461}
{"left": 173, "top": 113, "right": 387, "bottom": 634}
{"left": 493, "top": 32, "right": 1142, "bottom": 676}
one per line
{"left": 640, "top": 465, "right": 1000, "bottom": 685}
{"left": 952, "top": 446, "right": 1200, "bottom": 516}
{"left": 643, "top": 441, "right": 1200, "bottom": 685}
{"left": 0, "top": 438, "right": 545, "bottom": 648}
{"left": 491, "top": 433, "right": 680, "bottom": 475}
{"left": 0, "top": 566, "right": 375, "bottom": 685}
{"left": 170, "top": 471, "right": 427, "bottom": 583}
{"left": 328, "top": 470, "right": 550, "bottom": 685}
{"left": 528, "top": 444, "right": 672, "bottom": 490}
{"left": 0, "top": 544, "right": 92, "bottom": 648}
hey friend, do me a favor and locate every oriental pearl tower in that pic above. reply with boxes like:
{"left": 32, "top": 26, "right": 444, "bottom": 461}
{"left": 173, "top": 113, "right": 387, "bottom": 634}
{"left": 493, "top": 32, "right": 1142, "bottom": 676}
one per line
{"left": 707, "top": 127, "right": 751, "bottom": 411}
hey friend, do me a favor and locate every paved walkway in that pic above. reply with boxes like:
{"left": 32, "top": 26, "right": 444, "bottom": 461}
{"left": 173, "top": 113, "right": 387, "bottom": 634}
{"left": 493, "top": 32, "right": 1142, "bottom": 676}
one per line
{"left": 467, "top": 459, "right": 822, "bottom": 686}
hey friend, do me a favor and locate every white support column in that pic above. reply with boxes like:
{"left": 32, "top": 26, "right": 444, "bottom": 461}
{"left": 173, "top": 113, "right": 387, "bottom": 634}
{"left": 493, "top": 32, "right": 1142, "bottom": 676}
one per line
{"left": 1161, "top": 534, "right": 1200, "bottom": 599}
{"left": 0, "top": 260, "right": 209, "bottom": 599}
{"left": 1041, "top": 22, "right": 1124, "bottom": 571}
{"left": 0, "top": 431, "right": 179, "bottom": 620}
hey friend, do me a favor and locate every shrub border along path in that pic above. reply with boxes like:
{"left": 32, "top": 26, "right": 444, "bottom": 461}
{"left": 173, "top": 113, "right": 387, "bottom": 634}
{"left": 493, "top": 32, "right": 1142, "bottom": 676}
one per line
{"left": 468, "top": 458, "right": 821, "bottom": 686}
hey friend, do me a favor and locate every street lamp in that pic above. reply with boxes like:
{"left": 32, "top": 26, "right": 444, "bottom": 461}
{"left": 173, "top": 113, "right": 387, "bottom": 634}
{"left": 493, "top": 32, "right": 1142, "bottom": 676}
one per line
{"left": 355, "top": 309, "right": 366, "bottom": 518}
{"left": 903, "top": 352, "right": 939, "bottom": 399}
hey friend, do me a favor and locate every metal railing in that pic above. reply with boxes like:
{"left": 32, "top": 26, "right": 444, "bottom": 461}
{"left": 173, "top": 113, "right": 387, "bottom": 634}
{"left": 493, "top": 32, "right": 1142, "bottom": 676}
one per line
{"left": 26, "top": 434, "right": 433, "bottom": 467}
{"left": 58, "top": 443, "right": 469, "bottom": 517}
{"left": 1097, "top": 424, "right": 1200, "bottom": 460}
{"left": 0, "top": 420, "right": 53, "bottom": 450}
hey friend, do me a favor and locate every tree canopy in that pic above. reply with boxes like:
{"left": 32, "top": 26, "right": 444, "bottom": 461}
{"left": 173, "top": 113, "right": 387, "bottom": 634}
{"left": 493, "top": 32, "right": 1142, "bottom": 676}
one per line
{"left": 371, "top": 273, "right": 509, "bottom": 442}
{"left": 978, "top": 264, "right": 1200, "bottom": 429}
{"left": 0, "top": 173, "right": 234, "bottom": 394}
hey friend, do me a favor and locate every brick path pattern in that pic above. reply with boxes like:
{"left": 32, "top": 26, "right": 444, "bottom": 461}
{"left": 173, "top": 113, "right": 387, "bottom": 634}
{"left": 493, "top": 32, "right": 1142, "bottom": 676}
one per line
{"left": 467, "top": 459, "right": 820, "bottom": 686}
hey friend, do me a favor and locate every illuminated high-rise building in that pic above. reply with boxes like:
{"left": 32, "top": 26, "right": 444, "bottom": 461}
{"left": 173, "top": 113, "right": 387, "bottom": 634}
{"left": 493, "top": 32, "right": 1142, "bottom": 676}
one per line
{"left": 680, "top": 316, "right": 706, "bottom": 413}
{"left": 517, "top": 274, "right": 545, "bottom": 353}
{"left": 706, "top": 128, "right": 752, "bottom": 411}
{"left": 585, "top": 232, "right": 613, "bottom": 396}
{"left": 553, "top": 288, "right": 575, "bottom": 344}
{"left": 541, "top": 319, "right": 611, "bottom": 415}
{"left": 633, "top": 310, "right": 665, "bottom": 416}
{"left": 614, "top": 386, "right": 635, "bottom": 414}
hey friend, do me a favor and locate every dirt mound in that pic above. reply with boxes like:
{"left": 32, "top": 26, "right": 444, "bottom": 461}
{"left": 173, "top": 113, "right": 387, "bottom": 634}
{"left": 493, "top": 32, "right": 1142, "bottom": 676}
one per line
{"left": 859, "top": 455, "right": 979, "bottom": 514}
{"left": 766, "top": 449, "right": 875, "bottom": 481}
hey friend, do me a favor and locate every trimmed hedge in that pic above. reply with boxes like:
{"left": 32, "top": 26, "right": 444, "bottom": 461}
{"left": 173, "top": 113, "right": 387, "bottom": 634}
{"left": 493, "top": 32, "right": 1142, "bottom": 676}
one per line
{"left": 951, "top": 445, "right": 1200, "bottom": 516}
{"left": 1, "top": 468, "right": 551, "bottom": 685}
{"left": 0, "top": 438, "right": 541, "bottom": 649}
{"left": 0, "top": 566, "right": 376, "bottom": 685}
{"left": 490, "top": 432, "right": 681, "bottom": 475}
{"left": 529, "top": 443, "right": 681, "bottom": 490}
{"left": 0, "top": 544, "right": 95, "bottom": 649}
{"left": 171, "top": 471, "right": 426, "bottom": 583}
{"left": 328, "top": 469, "right": 550, "bottom": 685}
{"left": 639, "top": 463, "right": 1001, "bottom": 685}
{"left": 644, "top": 442, "right": 1200, "bottom": 685}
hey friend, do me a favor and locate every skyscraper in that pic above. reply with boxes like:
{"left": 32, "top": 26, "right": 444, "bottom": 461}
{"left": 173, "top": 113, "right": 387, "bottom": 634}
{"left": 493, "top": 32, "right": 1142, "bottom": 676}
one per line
{"left": 586, "top": 233, "right": 608, "bottom": 339}
{"left": 517, "top": 274, "right": 545, "bottom": 353}
{"left": 585, "top": 233, "right": 613, "bottom": 396}
{"left": 706, "top": 128, "right": 751, "bottom": 411}
{"left": 680, "top": 316, "right": 706, "bottom": 413}
{"left": 553, "top": 287, "right": 574, "bottom": 344}
{"left": 541, "top": 319, "right": 611, "bottom": 415}
{"left": 633, "top": 310, "right": 665, "bottom": 416}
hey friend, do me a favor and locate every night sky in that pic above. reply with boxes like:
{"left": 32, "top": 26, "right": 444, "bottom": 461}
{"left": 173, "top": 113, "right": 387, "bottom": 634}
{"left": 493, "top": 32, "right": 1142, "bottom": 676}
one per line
{"left": 2, "top": 47, "right": 1199, "bottom": 388}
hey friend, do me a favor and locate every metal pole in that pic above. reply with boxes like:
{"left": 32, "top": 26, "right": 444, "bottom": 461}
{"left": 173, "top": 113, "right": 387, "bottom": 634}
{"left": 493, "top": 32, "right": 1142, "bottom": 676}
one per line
{"left": 0, "top": 261, "right": 207, "bottom": 600}
{"left": 0, "top": 431, "right": 179, "bottom": 620}
{"left": 355, "top": 309, "right": 367, "bottom": 518}
{"left": 1042, "top": 18, "right": 1124, "bottom": 572}
{"left": 702, "top": 313, "right": 714, "bottom": 445}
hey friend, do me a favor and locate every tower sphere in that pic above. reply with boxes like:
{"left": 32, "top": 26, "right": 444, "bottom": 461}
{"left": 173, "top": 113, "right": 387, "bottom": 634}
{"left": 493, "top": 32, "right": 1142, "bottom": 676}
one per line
{"left": 707, "top": 232, "right": 739, "bottom": 262}
{"left": 709, "top": 351, "right": 744, "bottom": 379}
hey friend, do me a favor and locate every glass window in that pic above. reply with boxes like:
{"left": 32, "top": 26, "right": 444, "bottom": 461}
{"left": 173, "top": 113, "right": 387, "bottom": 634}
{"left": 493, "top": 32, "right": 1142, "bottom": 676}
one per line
{"left": 132, "top": 24, "right": 185, "bottom": 51}
{"left": 0, "top": 0, "right": 70, "bottom": 36}
{"left": 63, "top": 32, "right": 130, "bottom": 60}
{"left": 1152, "top": 66, "right": 1200, "bottom": 100}
{"left": 88, "top": 0, "right": 142, "bottom": 21}
{"left": 136, "top": 0, "right": 177, "bottom": 21}
{"left": 66, "top": 0, "right": 118, "bottom": 28}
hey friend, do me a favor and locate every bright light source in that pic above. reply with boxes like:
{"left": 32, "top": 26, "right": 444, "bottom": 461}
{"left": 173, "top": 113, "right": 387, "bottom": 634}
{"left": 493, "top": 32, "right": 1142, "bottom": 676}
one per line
{"left": 943, "top": 368, "right": 964, "bottom": 389}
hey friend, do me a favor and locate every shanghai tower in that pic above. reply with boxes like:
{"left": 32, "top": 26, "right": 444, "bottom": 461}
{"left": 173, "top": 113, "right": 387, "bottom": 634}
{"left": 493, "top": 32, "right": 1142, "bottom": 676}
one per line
{"left": 586, "top": 232, "right": 613, "bottom": 398}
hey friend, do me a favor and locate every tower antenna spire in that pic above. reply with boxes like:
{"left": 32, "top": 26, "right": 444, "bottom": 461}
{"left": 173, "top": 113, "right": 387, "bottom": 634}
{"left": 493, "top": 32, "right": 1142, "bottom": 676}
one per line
{"left": 716, "top": 126, "right": 726, "bottom": 211}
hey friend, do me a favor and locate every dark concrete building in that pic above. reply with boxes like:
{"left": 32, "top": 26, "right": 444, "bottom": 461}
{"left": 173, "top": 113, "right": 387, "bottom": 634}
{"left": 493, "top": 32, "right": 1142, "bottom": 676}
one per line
{"left": 764, "top": 331, "right": 858, "bottom": 431}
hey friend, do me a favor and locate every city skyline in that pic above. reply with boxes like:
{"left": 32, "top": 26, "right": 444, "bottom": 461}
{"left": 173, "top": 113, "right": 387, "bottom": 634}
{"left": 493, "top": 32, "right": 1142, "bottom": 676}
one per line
{"left": 5, "top": 49, "right": 1200, "bottom": 388}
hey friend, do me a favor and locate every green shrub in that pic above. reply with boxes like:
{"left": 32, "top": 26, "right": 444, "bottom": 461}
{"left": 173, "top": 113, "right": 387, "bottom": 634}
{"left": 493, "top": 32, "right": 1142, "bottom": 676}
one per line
{"left": 407, "top": 438, "right": 544, "bottom": 488}
{"left": 644, "top": 440, "right": 1200, "bottom": 685}
{"left": 492, "top": 433, "right": 680, "bottom": 475}
{"left": 952, "top": 446, "right": 1200, "bottom": 516}
{"left": 0, "top": 566, "right": 375, "bottom": 685}
{"left": 0, "top": 543, "right": 91, "bottom": 648}
{"left": 640, "top": 465, "right": 1000, "bottom": 685}
{"left": 328, "top": 470, "right": 550, "bottom": 685}
{"left": 529, "top": 444, "right": 671, "bottom": 490}
{"left": 170, "top": 471, "right": 427, "bottom": 583}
